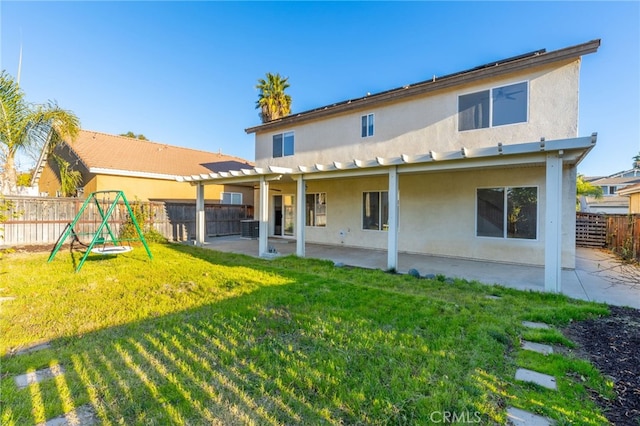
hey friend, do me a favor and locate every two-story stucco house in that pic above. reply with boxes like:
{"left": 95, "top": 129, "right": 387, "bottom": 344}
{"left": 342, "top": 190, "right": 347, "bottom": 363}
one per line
{"left": 179, "top": 39, "right": 600, "bottom": 292}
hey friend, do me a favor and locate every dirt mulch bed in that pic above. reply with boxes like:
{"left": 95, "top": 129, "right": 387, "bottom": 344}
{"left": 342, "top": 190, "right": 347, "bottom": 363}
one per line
{"left": 564, "top": 305, "right": 640, "bottom": 425}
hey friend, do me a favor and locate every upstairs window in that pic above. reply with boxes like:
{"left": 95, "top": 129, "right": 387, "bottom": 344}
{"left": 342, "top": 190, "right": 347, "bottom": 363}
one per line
{"left": 221, "top": 192, "right": 243, "bottom": 204}
{"left": 459, "top": 81, "right": 528, "bottom": 131}
{"left": 273, "top": 131, "right": 294, "bottom": 157}
{"left": 361, "top": 113, "right": 374, "bottom": 137}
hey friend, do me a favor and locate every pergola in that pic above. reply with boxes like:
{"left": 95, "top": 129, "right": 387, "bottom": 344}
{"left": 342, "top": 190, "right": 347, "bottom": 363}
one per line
{"left": 177, "top": 134, "right": 597, "bottom": 293}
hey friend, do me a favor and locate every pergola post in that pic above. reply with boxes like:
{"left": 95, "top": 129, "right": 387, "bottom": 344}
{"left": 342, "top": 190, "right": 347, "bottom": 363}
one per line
{"left": 258, "top": 176, "right": 270, "bottom": 257}
{"left": 195, "top": 183, "right": 205, "bottom": 246}
{"left": 544, "top": 152, "right": 563, "bottom": 292}
{"left": 296, "top": 176, "right": 306, "bottom": 257}
{"left": 387, "top": 166, "right": 399, "bottom": 271}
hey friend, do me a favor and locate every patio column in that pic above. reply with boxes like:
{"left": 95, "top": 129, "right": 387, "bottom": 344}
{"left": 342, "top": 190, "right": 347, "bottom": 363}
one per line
{"left": 195, "top": 183, "right": 205, "bottom": 246}
{"left": 545, "top": 152, "right": 563, "bottom": 292}
{"left": 387, "top": 166, "right": 399, "bottom": 271}
{"left": 258, "top": 176, "right": 269, "bottom": 257}
{"left": 296, "top": 175, "right": 306, "bottom": 257}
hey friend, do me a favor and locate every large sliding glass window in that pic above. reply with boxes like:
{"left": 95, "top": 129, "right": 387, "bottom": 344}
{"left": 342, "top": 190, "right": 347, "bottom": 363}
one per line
{"left": 477, "top": 187, "right": 537, "bottom": 239}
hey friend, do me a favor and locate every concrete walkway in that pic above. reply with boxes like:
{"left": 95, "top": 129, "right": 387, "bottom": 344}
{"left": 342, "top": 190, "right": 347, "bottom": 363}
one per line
{"left": 198, "top": 236, "right": 640, "bottom": 309}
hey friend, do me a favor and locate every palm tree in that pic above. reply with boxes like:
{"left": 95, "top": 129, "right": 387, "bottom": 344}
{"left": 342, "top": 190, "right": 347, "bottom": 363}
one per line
{"left": 0, "top": 71, "right": 80, "bottom": 194}
{"left": 255, "top": 73, "right": 292, "bottom": 123}
{"left": 576, "top": 174, "right": 603, "bottom": 211}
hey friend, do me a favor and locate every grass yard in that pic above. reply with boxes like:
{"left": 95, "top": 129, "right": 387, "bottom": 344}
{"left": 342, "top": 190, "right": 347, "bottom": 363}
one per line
{"left": 0, "top": 243, "right": 614, "bottom": 425}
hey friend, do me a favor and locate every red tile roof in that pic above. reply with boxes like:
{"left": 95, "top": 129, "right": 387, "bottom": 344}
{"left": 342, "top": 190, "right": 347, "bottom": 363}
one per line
{"left": 65, "top": 130, "right": 253, "bottom": 177}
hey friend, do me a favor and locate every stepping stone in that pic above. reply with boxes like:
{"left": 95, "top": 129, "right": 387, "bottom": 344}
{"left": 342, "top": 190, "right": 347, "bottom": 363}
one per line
{"left": 515, "top": 368, "right": 557, "bottom": 390}
{"left": 521, "top": 340, "right": 554, "bottom": 355}
{"left": 40, "top": 404, "right": 97, "bottom": 426}
{"left": 14, "top": 342, "right": 52, "bottom": 356}
{"left": 14, "top": 365, "right": 65, "bottom": 390}
{"left": 522, "top": 321, "right": 551, "bottom": 329}
{"left": 485, "top": 295, "right": 501, "bottom": 300}
{"left": 506, "top": 407, "right": 554, "bottom": 425}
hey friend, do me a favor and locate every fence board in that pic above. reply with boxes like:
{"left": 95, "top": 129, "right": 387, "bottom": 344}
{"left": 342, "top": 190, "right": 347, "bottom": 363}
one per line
{"left": 606, "top": 214, "right": 640, "bottom": 262}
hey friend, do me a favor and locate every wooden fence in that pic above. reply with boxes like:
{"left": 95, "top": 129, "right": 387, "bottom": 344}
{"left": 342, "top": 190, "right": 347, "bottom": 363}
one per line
{"left": 576, "top": 212, "right": 640, "bottom": 262}
{"left": 0, "top": 197, "right": 252, "bottom": 246}
{"left": 575, "top": 212, "right": 607, "bottom": 248}
{"left": 605, "top": 214, "right": 640, "bottom": 262}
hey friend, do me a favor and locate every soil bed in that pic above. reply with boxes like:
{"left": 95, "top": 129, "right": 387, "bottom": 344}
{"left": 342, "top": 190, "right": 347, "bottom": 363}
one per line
{"left": 564, "top": 305, "right": 640, "bottom": 425}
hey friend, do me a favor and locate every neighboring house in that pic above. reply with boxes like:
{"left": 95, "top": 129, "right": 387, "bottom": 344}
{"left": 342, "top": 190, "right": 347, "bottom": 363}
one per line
{"left": 583, "top": 165, "right": 640, "bottom": 213}
{"left": 617, "top": 183, "right": 640, "bottom": 214}
{"left": 33, "top": 130, "right": 254, "bottom": 204}
{"left": 178, "top": 39, "right": 601, "bottom": 292}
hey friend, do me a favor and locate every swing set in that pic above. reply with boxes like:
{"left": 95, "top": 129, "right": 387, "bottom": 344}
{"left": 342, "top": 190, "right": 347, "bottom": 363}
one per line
{"left": 48, "top": 190, "right": 153, "bottom": 272}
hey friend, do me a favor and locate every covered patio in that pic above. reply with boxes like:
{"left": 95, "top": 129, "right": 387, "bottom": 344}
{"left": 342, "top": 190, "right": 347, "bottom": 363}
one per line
{"left": 177, "top": 135, "right": 598, "bottom": 295}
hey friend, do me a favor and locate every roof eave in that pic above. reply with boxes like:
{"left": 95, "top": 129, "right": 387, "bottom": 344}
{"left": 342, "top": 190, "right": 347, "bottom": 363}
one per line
{"left": 245, "top": 39, "right": 601, "bottom": 135}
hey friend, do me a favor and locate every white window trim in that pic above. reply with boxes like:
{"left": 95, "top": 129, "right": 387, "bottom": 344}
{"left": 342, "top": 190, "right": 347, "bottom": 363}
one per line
{"left": 458, "top": 80, "right": 529, "bottom": 132}
{"left": 475, "top": 185, "right": 539, "bottom": 241}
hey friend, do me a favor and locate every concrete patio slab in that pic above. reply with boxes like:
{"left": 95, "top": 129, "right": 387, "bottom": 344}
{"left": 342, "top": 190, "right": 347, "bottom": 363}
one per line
{"left": 196, "top": 237, "right": 640, "bottom": 309}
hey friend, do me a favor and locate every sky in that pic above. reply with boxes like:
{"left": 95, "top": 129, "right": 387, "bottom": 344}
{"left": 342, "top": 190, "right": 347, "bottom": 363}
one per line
{"left": 1, "top": 1, "right": 638, "bottom": 177}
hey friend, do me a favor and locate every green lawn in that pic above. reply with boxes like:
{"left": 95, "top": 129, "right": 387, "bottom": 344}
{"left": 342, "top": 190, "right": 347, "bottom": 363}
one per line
{"left": 0, "top": 243, "right": 613, "bottom": 425}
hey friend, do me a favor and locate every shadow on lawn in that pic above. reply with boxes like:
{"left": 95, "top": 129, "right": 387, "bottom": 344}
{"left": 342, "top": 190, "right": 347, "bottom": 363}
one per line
{"left": 1, "top": 243, "right": 610, "bottom": 425}
{"left": 2, "top": 244, "right": 436, "bottom": 424}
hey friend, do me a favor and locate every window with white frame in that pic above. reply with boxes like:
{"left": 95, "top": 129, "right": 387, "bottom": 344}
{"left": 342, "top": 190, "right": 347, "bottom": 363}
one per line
{"left": 361, "top": 113, "right": 374, "bottom": 137}
{"left": 476, "top": 187, "right": 537, "bottom": 239}
{"left": 273, "top": 131, "right": 294, "bottom": 158}
{"left": 221, "top": 192, "right": 243, "bottom": 205}
{"left": 458, "top": 81, "right": 528, "bottom": 131}
{"left": 305, "top": 193, "right": 327, "bottom": 227}
{"left": 362, "top": 191, "right": 389, "bottom": 231}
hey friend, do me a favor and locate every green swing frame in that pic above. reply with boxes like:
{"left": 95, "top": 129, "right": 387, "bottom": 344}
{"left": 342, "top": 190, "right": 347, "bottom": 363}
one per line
{"left": 48, "top": 190, "right": 153, "bottom": 272}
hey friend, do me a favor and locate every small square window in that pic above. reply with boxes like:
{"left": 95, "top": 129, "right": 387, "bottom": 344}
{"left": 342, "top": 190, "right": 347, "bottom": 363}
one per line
{"left": 272, "top": 132, "right": 294, "bottom": 157}
{"left": 361, "top": 114, "right": 374, "bottom": 137}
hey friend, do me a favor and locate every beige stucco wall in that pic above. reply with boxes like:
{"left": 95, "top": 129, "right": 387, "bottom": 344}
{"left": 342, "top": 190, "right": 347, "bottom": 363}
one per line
{"left": 629, "top": 193, "right": 640, "bottom": 214}
{"left": 265, "top": 164, "right": 577, "bottom": 268}
{"left": 254, "top": 60, "right": 581, "bottom": 169}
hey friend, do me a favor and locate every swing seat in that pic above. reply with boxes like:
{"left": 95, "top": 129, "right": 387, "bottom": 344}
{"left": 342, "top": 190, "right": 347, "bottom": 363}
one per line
{"left": 91, "top": 246, "right": 133, "bottom": 255}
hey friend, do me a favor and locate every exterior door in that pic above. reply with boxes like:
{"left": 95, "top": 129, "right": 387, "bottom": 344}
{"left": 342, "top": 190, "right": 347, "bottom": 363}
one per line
{"left": 273, "top": 194, "right": 295, "bottom": 237}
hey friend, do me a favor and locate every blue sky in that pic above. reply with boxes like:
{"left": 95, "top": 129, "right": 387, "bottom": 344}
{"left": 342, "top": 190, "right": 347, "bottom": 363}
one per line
{"left": 1, "top": 1, "right": 638, "bottom": 177}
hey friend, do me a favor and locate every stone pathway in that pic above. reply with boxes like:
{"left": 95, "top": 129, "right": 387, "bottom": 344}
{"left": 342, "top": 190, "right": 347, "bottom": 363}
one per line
{"left": 505, "top": 321, "right": 559, "bottom": 425}
{"left": 10, "top": 341, "right": 97, "bottom": 425}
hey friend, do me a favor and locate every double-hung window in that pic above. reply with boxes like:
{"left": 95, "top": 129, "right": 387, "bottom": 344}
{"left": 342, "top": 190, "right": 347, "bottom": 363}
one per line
{"left": 273, "top": 131, "right": 294, "bottom": 157}
{"left": 221, "top": 192, "right": 242, "bottom": 205}
{"left": 305, "top": 193, "right": 327, "bottom": 227}
{"left": 361, "top": 114, "right": 374, "bottom": 137}
{"left": 476, "top": 187, "right": 537, "bottom": 239}
{"left": 458, "top": 81, "right": 528, "bottom": 131}
{"left": 362, "top": 191, "right": 388, "bottom": 231}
